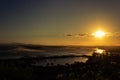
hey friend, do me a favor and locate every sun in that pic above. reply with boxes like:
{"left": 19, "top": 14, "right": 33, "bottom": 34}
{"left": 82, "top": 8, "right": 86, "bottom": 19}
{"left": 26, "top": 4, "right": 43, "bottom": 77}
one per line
{"left": 92, "top": 30, "right": 106, "bottom": 38}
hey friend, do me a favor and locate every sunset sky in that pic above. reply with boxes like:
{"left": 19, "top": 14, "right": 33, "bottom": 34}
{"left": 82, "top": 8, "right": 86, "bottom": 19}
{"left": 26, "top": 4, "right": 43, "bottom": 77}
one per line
{"left": 1, "top": 0, "right": 120, "bottom": 45}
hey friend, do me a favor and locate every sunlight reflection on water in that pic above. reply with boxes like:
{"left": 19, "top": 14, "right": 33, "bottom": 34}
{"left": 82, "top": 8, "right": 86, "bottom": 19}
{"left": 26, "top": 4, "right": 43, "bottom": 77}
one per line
{"left": 32, "top": 48, "right": 105, "bottom": 66}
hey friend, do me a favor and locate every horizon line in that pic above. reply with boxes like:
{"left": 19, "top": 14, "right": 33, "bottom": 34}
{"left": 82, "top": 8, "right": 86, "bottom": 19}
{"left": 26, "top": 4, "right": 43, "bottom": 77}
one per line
{"left": 0, "top": 42, "right": 120, "bottom": 46}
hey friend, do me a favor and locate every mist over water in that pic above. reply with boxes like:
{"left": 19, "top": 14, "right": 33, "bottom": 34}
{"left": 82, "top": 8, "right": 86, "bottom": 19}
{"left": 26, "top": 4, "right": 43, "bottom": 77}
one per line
{"left": 0, "top": 45, "right": 94, "bottom": 57}
{"left": 0, "top": 44, "right": 101, "bottom": 65}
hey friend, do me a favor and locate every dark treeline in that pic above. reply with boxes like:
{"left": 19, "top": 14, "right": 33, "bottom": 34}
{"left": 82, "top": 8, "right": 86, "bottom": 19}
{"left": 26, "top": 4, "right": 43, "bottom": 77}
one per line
{"left": 0, "top": 53, "right": 120, "bottom": 80}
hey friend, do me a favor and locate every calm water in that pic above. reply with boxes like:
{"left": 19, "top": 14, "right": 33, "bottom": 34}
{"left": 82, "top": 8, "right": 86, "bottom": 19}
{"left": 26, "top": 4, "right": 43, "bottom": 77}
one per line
{"left": 0, "top": 46, "right": 100, "bottom": 66}
{"left": 32, "top": 48, "right": 106, "bottom": 66}
{"left": 32, "top": 57, "right": 88, "bottom": 66}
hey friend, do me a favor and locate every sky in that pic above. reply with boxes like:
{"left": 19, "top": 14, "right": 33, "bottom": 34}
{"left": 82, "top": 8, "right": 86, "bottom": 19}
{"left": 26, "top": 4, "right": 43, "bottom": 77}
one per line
{"left": 0, "top": 0, "right": 120, "bottom": 45}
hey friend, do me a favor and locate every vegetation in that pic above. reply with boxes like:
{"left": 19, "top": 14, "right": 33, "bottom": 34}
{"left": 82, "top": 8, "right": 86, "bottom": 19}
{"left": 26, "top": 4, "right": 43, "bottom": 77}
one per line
{"left": 0, "top": 53, "right": 120, "bottom": 80}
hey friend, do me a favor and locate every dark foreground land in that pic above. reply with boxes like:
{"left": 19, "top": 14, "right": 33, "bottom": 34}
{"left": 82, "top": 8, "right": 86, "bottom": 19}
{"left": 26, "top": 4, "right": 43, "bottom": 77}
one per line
{"left": 0, "top": 44, "right": 120, "bottom": 80}
{"left": 0, "top": 53, "right": 120, "bottom": 80}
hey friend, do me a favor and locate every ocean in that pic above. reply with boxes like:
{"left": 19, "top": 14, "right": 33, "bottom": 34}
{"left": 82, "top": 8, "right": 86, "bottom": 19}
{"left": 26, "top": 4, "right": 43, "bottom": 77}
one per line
{"left": 1, "top": 44, "right": 114, "bottom": 66}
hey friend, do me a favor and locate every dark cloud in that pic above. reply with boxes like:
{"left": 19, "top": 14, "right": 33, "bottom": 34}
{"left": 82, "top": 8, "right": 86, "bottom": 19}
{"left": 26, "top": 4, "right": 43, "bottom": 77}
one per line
{"left": 66, "top": 34, "right": 73, "bottom": 36}
{"left": 67, "top": 32, "right": 120, "bottom": 38}
{"left": 66, "top": 33, "right": 88, "bottom": 37}
{"left": 78, "top": 34, "right": 87, "bottom": 36}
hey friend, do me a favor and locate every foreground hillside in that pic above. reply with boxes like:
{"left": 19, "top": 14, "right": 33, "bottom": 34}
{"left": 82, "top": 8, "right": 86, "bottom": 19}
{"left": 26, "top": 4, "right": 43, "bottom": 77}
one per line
{"left": 0, "top": 50, "right": 120, "bottom": 80}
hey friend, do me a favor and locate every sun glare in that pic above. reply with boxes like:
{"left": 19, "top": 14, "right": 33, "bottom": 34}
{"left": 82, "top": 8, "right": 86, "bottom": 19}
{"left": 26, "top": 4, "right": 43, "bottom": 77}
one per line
{"left": 95, "top": 48, "right": 104, "bottom": 54}
{"left": 92, "top": 30, "right": 106, "bottom": 38}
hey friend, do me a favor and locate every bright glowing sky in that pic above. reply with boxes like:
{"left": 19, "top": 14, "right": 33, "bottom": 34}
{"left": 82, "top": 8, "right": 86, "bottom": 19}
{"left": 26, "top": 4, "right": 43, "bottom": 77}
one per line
{"left": 1, "top": 0, "right": 120, "bottom": 45}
